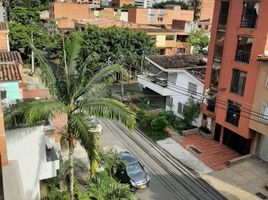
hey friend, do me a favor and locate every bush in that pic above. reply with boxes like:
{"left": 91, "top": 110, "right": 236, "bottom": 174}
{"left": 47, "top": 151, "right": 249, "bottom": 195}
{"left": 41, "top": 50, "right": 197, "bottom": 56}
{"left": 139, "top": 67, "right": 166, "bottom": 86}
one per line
{"left": 151, "top": 116, "right": 167, "bottom": 132}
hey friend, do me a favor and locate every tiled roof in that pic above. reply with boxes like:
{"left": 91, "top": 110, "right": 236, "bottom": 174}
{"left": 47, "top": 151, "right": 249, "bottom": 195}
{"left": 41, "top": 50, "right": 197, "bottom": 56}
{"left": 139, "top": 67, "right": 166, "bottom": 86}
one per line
{"left": 0, "top": 22, "right": 8, "bottom": 31}
{"left": 0, "top": 51, "right": 23, "bottom": 64}
{"left": 186, "top": 67, "right": 206, "bottom": 82}
{"left": 0, "top": 63, "right": 22, "bottom": 81}
{"left": 146, "top": 54, "right": 206, "bottom": 69}
{"left": 131, "top": 28, "right": 188, "bottom": 34}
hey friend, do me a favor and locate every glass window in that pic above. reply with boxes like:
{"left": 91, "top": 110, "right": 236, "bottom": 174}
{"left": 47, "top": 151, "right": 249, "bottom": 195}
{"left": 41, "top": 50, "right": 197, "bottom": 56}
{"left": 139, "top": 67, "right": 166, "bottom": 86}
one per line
{"left": 177, "top": 48, "right": 185, "bottom": 54}
{"left": 230, "top": 69, "right": 247, "bottom": 96}
{"left": 188, "top": 82, "right": 197, "bottom": 95}
{"left": 166, "top": 35, "right": 174, "bottom": 41}
{"left": 0, "top": 90, "right": 6, "bottom": 99}
{"left": 168, "top": 73, "right": 177, "bottom": 84}
{"left": 260, "top": 103, "right": 268, "bottom": 123}
{"left": 226, "top": 100, "right": 241, "bottom": 127}
{"left": 218, "top": 1, "right": 230, "bottom": 30}
{"left": 241, "top": 2, "right": 259, "bottom": 28}
{"left": 235, "top": 36, "right": 253, "bottom": 63}
{"left": 166, "top": 96, "right": 173, "bottom": 107}
{"left": 158, "top": 9, "right": 163, "bottom": 21}
{"left": 148, "top": 9, "right": 155, "bottom": 22}
{"left": 178, "top": 102, "right": 183, "bottom": 114}
{"left": 177, "top": 35, "right": 187, "bottom": 42}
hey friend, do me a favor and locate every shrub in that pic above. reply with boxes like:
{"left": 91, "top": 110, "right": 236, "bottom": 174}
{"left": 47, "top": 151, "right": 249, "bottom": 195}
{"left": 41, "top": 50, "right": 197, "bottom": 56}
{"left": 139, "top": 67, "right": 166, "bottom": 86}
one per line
{"left": 151, "top": 116, "right": 167, "bottom": 132}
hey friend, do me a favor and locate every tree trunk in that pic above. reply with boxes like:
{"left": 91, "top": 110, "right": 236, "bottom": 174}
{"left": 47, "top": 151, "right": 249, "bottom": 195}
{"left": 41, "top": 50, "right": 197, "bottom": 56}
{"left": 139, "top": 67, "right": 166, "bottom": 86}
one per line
{"left": 69, "top": 138, "right": 74, "bottom": 200}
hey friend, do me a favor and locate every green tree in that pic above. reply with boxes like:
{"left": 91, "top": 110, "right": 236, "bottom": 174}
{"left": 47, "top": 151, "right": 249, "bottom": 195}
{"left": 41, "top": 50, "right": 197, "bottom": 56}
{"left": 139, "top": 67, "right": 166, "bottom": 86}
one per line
{"left": 79, "top": 26, "right": 156, "bottom": 72}
{"left": 153, "top": 0, "right": 188, "bottom": 9}
{"left": 182, "top": 97, "right": 201, "bottom": 129}
{"left": 10, "top": 7, "right": 41, "bottom": 24}
{"left": 151, "top": 116, "right": 167, "bottom": 132}
{"left": 187, "top": 29, "right": 209, "bottom": 53}
{"left": 8, "top": 34, "right": 136, "bottom": 200}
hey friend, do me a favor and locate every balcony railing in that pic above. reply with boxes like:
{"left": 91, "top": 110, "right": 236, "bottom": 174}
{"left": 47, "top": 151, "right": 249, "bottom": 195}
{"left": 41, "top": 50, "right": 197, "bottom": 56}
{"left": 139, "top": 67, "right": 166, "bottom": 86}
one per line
{"left": 235, "top": 49, "right": 251, "bottom": 63}
{"left": 241, "top": 14, "right": 257, "bottom": 29}
{"left": 207, "top": 99, "right": 215, "bottom": 113}
{"left": 147, "top": 74, "right": 168, "bottom": 87}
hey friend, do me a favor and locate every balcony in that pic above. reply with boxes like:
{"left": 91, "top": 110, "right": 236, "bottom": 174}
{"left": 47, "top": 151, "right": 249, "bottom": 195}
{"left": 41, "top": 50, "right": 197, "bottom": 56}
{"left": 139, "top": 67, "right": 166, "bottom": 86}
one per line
{"left": 241, "top": 14, "right": 257, "bottom": 29}
{"left": 235, "top": 49, "right": 251, "bottom": 63}
{"left": 207, "top": 99, "right": 215, "bottom": 113}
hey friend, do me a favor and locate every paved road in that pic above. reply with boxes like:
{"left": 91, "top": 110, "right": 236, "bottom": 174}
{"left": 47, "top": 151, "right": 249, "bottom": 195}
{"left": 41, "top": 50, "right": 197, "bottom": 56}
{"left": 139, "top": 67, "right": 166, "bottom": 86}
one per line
{"left": 100, "top": 120, "right": 226, "bottom": 200}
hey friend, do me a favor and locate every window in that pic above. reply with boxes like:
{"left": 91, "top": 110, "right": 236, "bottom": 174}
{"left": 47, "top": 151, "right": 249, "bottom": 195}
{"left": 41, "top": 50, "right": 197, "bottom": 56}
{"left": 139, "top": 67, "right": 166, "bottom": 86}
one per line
{"left": 235, "top": 36, "right": 253, "bottom": 63}
{"left": 226, "top": 100, "right": 241, "bottom": 127}
{"left": 188, "top": 82, "right": 197, "bottom": 95}
{"left": 177, "top": 48, "right": 185, "bottom": 55}
{"left": 241, "top": 2, "right": 259, "bottom": 28}
{"left": 148, "top": 9, "right": 154, "bottom": 22}
{"left": 166, "top": 35, "right": 174, "bottom": 41}
{"left": 166, "top": 96, "right": 173, "bottom": 107}
{"left": 150, "top": 35, "right": 156, "bottom": 42}
{"left": 177, "top": 102, "right": 183, "bottom": 114}
{"left": 230, "top": 69, "right": 247, "bottom": 96}
{"left": 158, "top": 9, "right": 163, "bottom": 21}
{"left": 260, "top": 103, "right": 268, "bottom": 123}
{"left": 168, "top": 73, "right": 177, "bottom": 84}
{"left": 0, "top": 90, "right": 6, "bottom": 99}
{"left": 177, "top": 35, "right": 187, "bottom": 42}
{"left": 218, "top": 1, "right": 230, "bottom": 29}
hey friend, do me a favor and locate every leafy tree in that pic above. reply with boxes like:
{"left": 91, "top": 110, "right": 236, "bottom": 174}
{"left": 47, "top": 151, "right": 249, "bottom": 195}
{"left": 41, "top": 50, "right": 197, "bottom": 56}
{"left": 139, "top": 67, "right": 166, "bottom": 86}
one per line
{"left": 86, "top": 172, "right": 136, "bottom": 200}
{"left": 79, "top": 26, "right": 156, "bottom": 72}
{"left": 187, "top": 29, "right": 209, "bottom": 53}
{"left": 151, "top": 116, "right": 167, "bottom": 132}
{"left": 7, "top": 34, "right": 136, "bottom": 200}
{"left": 182, "top": 97, "right": 201, "bottom": 129}
{"left": 153, "top": 0, "right": 188, "bottom": 9}
{"left": 10, "top": 7, "right": 41, "bottom": 24}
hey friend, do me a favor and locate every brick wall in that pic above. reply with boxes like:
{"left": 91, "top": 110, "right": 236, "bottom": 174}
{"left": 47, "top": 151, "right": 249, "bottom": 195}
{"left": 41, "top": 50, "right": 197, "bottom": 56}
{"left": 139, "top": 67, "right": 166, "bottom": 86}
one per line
{"left": 200, "top": 0, "right": 215, "bottom": 22}
{"left": 0, "top": 32, "right": 8, "bottom": 52}
{"left": 0, "top": 102, "right": 7, "bottom": 166}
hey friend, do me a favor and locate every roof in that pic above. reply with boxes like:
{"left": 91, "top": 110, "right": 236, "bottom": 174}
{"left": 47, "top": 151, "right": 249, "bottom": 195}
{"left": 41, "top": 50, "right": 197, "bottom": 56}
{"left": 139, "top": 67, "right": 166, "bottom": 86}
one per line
{"left": 146, "top": 54, "right": 207, "bottom": 82}
{"left": 0, "top": 51, "right": 23, "bottom": 64}
{"left": 146, "top": 54, "right": 206, "bottom": 69}
{"left": 120, "top": 152, "right": 138, "bottom": 165}
{"left": 131, "top": 28, "right": 189, "bottom": 35}
{"left": 0, "top": 63, "right": 22, "bottom": 81}
{"left": 0, "top": 22, "right": 8, "bottom": 31}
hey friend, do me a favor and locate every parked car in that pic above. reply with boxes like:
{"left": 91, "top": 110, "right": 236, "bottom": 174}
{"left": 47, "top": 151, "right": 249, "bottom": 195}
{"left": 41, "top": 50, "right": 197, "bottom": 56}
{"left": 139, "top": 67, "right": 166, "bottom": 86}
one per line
{"left": 113, "top": 152, "right": 150, "bottom": 191}
{"left": 87, "top": 117, "right": 103, "bottom": 134}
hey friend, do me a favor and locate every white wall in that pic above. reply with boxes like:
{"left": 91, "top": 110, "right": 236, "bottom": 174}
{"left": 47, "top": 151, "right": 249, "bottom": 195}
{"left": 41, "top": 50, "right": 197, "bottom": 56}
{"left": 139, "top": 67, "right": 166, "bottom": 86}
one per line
{"left": 257, "top": 134, "right": 268, "bottom": 162}
{"left": 120, "top": 11, "right": 128, "bottom": 22}
{"left": 165, "top": 71, "right": 203, "bottom": 126}
{"left": 5, "top": 126, "right": 59, "bottom": 200}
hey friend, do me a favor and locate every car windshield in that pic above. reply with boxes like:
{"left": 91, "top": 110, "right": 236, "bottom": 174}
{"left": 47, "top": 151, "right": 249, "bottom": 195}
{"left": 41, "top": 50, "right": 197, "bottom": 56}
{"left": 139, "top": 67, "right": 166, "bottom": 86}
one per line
{"left": 126, "top": 162, "right": 143, "bottom": 176}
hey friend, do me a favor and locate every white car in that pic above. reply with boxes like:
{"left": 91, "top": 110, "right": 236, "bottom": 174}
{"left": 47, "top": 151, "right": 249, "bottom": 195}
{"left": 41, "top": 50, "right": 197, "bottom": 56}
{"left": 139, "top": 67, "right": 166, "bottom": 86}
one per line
{"left": 88, "top": 117, "right": 103, "bottom": 134}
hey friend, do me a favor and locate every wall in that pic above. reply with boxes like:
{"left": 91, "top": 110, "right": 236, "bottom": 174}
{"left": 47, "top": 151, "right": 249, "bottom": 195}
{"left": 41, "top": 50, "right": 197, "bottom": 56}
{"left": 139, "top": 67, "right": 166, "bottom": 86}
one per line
{"left": 167, "top": 71, "right": 203, "bottom": 126}
{"left": 257, "top": 134, "right": 268, "bottom": 162}
{"left": 0, "top": 81, "right": 21, "bottom": 100}
{"left": 0, "top": 31, "right": 9, "bottom": 51}
{"left": 200, "top": 0, "right": 215, "bottom": 22}
{"left": 5, "top": 126, "right": 59, "bottom": 200}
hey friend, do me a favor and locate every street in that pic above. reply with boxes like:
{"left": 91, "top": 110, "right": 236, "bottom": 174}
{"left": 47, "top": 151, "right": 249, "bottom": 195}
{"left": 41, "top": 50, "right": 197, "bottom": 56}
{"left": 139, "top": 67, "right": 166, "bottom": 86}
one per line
{"left": 100, "top": 120, "right": 226, "bottom": 200}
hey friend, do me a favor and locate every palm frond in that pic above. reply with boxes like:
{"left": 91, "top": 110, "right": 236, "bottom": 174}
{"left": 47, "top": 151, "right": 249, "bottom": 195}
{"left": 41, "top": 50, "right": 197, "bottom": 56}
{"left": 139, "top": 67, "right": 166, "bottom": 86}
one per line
{"left": 26, "top": 99, "right": 67, "bottom": 124}
{"left": 72, "top": 64, "right": 128, "bottom": 101}
{"left": 65, "top": 34, "right": 81, "bottom": 74}
{"left": 69, "top": 113, "right": 100, "bottom": 175}
{"left": 31, "top": 44, "right": 60, "bottom": 98}
{"left": 79, "top": 98, "right": 136, "bottom": 131}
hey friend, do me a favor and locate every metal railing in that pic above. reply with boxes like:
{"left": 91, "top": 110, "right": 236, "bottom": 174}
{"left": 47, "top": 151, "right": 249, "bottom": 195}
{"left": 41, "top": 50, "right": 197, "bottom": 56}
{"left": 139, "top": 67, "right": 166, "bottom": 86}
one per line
{"left": 241, "top": 14, "right": 257, "bottom": 28}
{"left": 235, "top": 49, "right": 251, "bottom": 63}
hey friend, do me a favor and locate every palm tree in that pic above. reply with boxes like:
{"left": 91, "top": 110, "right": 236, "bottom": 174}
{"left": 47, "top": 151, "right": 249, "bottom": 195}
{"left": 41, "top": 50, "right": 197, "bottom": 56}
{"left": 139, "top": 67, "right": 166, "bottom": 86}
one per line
{"left": 18, "top": 34, "right": 136, "bottom": 200}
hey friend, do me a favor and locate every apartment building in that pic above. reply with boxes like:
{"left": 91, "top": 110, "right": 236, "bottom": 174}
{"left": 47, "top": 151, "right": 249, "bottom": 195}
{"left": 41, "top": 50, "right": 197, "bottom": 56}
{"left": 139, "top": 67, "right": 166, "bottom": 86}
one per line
{"left": 138, "top": 54, "right": 206, "bottom": 126}
{"left": 188, "top": 0, "right": 215, "bottom": 21}
{"left": 111, "top": 0, "right": 134, "bottom": 7}
{"left": 202, "top": 0, "right": 268, "bottom": 158}
{"left": 128, "top": 6, "right": 194, "bottom": 27}
{"left": 132, "top": 28, "right": 190, "bottom": 56}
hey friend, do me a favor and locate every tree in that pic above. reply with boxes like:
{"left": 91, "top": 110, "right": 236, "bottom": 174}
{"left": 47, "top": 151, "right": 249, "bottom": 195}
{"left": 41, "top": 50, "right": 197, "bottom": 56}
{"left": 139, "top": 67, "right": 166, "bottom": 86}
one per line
{"left": 79, "top": 26, "right": 156, "bottom": 72}
{"left": 182, "top": 97, "right": 201, "bottom": 129}
{"left": 153, "top": 0, "right": 188, "bottom": 9}
{"left": 187, "top": 29, "right": 209, "bottom": 53}
{"left": 8, "top": 34, "right": 136, "bottom": 200}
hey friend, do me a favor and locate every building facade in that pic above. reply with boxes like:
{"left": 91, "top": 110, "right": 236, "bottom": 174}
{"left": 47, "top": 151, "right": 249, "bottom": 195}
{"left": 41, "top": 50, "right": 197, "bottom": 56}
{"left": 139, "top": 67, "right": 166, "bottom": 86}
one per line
{"left": 0, "top": 22, "right": 9, "bottom": 52}
{"left": 202, "top": 0, "right": 268, "bottom": 157}
{"left": 128, "top": 6, "right": 194, "bottom": 27}
{"left": 188, "top": 0, "right": 215, "bottom": 22}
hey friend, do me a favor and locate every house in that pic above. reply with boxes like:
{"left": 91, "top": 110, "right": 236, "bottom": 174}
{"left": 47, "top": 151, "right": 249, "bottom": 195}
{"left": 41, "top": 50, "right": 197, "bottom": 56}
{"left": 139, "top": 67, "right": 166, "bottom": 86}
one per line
{"left": 138, "top": 54, "right": 206, "bottom": 126}
{"left": 128, "top": 6, "right": 194, "bottom": 28}
{"left": 0, "top": 22, "right": 9, "bottom": 52}
{"left": 201, "top": 0, "right": 268, "bottom": 158}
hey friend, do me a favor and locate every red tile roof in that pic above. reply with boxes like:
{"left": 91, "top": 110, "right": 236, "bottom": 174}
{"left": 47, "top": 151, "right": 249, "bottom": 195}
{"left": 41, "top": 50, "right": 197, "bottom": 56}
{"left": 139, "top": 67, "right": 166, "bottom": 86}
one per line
{"left": 0, "top": 64, "right": 22, "bottom": 81}
{"left": 0, "top": 51, "right": 23, "bottom": 64}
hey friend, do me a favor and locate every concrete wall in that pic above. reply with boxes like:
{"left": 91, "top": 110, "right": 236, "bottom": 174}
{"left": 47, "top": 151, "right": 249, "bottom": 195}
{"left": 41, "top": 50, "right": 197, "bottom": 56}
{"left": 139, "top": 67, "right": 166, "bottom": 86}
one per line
{"left": 5, "top": 126, "right": 59, "bottom": 200}
{"left": 0, "top": 81, "right": 21, "bottom": 100}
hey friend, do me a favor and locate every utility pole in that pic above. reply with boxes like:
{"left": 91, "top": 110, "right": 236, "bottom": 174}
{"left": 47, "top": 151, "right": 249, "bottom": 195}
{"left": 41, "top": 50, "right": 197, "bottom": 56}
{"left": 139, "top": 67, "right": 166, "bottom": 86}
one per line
{"left": 31, "top": 18, "right": 35, "bottom": 75}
